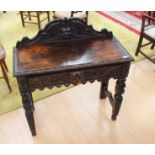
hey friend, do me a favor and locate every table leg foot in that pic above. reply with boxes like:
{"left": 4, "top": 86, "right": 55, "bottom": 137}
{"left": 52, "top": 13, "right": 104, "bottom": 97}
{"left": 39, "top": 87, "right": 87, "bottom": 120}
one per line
{"left": 111, "top": 114, "right": 117, "bottom": 121}
{"left": 32, "top": 130, "right": 36, "bottom": 136}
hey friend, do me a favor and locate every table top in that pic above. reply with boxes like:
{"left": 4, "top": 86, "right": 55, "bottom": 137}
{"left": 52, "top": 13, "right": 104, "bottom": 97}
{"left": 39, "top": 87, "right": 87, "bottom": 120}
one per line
{"left": 13, "top": 18, "right": 133, "bottom": 76}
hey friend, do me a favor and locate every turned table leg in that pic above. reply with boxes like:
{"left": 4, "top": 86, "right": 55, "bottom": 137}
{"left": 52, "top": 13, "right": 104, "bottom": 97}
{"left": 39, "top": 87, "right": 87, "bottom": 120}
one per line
{"left": 17, "top": 76, "right": 36, "bottom": 136}
{"left": 30, "top": 92, "right": 35, "bottom": 111}
{"left": 21, "top": 92, "right": 36, "bottom": 136}
{"left": 100, "top": 79, "right": 109, "bottom": 99}
{"left": 111, "top": 78, "right": 126, "bottom": 120}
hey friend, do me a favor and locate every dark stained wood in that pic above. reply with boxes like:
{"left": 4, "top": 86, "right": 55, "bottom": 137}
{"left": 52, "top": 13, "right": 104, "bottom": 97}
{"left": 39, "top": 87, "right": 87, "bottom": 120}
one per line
{"left": 14, "top": 38, "right": 131, "bottom": 76}
{"left": 100, "top": 79, "right": 109, "bottom": 99}
{"left": 13, "top": 18, "right": 133, "bottom": 136}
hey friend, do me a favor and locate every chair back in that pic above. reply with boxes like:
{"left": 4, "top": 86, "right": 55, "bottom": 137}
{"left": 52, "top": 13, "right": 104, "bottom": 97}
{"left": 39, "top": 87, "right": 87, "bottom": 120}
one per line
{"left": 143, "top": 11, "right": 155, "bottom": 26}
{"left": 71, "top": 11, "right": 88, "bottom": 23}
{"left": 135, "top": 11, "right": 155, "bottom": 64}
{"left": 53, "top": 11, "right": 89, "bottom": 24}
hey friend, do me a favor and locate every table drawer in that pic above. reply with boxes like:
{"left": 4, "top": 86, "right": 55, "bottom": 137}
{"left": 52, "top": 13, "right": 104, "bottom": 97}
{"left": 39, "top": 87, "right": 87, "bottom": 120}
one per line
{"left": 27, "top": 64, "right": 125, "bottom": 92}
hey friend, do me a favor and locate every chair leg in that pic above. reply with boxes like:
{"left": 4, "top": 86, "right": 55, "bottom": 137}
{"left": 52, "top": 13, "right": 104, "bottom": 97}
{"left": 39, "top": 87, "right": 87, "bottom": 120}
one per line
{"left": 85, "top": 12, "right": 88, "bottom": 24}
{"left": 1, "top": 62, "right": 12, "bottom": 92}
{"left": 47, "top": 11, "right": 50, "bottom": 22}
{"left": 52, "top": 11, "right": 56, "bottom": 19}
{"left": 151, "top": 43, "right": 155, "bottom": 49}
{"left": 2, "top": 59, "right": 8, "bottom": 72}
{"left": 37, "top": 12, "right": 41, "bottom": 30}
{"left": 28, "top": 11, "right": 31, "bottom": 20}
{"left": 135, "top": 35, "right": 143, "bottom": 56}
{"left": 20, "top": 11, "right": 25, "bottom": 27}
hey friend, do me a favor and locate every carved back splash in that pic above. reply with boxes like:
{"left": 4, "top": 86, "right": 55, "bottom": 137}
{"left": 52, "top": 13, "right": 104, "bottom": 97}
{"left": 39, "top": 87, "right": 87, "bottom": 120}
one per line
{"left": 16, "top": 18, "right": 113, "bottom": 49}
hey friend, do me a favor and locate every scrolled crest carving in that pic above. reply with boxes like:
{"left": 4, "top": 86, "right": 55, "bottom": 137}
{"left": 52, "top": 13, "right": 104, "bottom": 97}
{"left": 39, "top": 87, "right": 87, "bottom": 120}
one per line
{"left": 16, "top": 18, "right": 113, "bottom": 49}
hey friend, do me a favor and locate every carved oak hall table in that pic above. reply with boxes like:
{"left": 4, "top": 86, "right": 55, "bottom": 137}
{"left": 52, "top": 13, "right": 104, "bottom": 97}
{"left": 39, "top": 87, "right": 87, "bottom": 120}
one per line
{"left": 13, "top": 18, "right": 133, "bottom": 136}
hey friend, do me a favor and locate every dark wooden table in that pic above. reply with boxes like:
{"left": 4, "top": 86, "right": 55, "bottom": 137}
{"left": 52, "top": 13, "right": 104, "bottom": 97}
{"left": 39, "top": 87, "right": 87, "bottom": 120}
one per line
{"left": 13, "top": 18, "right": 133, "bottom": 136}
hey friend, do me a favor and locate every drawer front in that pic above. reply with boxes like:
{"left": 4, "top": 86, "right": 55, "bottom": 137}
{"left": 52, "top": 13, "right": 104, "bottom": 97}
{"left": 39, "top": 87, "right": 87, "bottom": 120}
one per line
{"left": 27, "top": 64, "right": 126, "bottom": 92}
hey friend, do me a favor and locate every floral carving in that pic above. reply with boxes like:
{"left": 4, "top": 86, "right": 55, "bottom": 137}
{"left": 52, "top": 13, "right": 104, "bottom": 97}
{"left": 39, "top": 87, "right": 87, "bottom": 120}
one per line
{"left": 16, "top": 18, "right": 113, "bottom": 49}
{"left": 27, "top": 64, "right": 125, "bottom": 92}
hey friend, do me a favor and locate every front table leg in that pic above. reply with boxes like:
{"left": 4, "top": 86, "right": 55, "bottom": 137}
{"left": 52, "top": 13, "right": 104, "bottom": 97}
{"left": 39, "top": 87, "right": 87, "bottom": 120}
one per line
{"left": 100, "top": 79, "right": 109, "bottom": 99}
{"left": 21, "top": 92, "right": 36, "bottom": 136}
{"left": 17, "top": 76, "right": 36, "bottom": 136}
{"left": 30, "top": 92, "right": 35, "bottom": 111}
{"left": 112, "top": 78, "right": 126, "bottom": 120}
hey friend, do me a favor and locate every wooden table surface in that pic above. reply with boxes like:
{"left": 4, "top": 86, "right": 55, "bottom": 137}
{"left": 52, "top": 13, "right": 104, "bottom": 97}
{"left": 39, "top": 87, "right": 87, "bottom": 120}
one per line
{"left": 14, "top": 37, "right": 131, "bottom": 76}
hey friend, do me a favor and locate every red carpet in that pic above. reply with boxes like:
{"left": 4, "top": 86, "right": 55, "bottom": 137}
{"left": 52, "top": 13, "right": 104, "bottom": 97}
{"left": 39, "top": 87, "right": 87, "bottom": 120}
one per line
{"left": 96, "top": 11, "right": 142, "bottom": 35}
{"left": 125, "top": 11, "right": 143, "bottom": 19}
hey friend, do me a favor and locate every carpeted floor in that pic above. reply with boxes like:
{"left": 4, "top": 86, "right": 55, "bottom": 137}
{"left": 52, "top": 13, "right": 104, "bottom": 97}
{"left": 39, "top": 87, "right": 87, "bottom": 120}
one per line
{"left": 97, "top": 11, "right": 142, "bottom": 34}
{"left": 93, "top": 12, "right": 155, "bottom": 60}
{"left": 125, "top": 11, "right": 143, "bottom": 19}
{"left": 0, "top": 11, "right": 155, "bottom": 115}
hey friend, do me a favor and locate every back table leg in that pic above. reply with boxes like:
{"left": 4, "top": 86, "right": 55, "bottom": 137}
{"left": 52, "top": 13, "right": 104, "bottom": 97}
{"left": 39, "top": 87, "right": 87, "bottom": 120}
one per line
{"left": 100, "top": 79, "right": 109, "bottom": 99}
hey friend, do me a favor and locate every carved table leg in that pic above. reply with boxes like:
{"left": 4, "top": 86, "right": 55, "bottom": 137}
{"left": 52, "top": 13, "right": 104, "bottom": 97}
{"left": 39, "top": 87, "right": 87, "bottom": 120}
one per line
{"left": 111, "top": 78, "right": 126, "bottom": 120}
{"left": 100, "top": 79, "right": 109, "bottom": 99}
{"left": 17, "top": 76, "right": 36, "bottom": 136}
{"left": 30, "top": 92, "right": 35, "bottom": 111}
{"left": 21, "top": 92, "right": 36, "bottom": 136}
